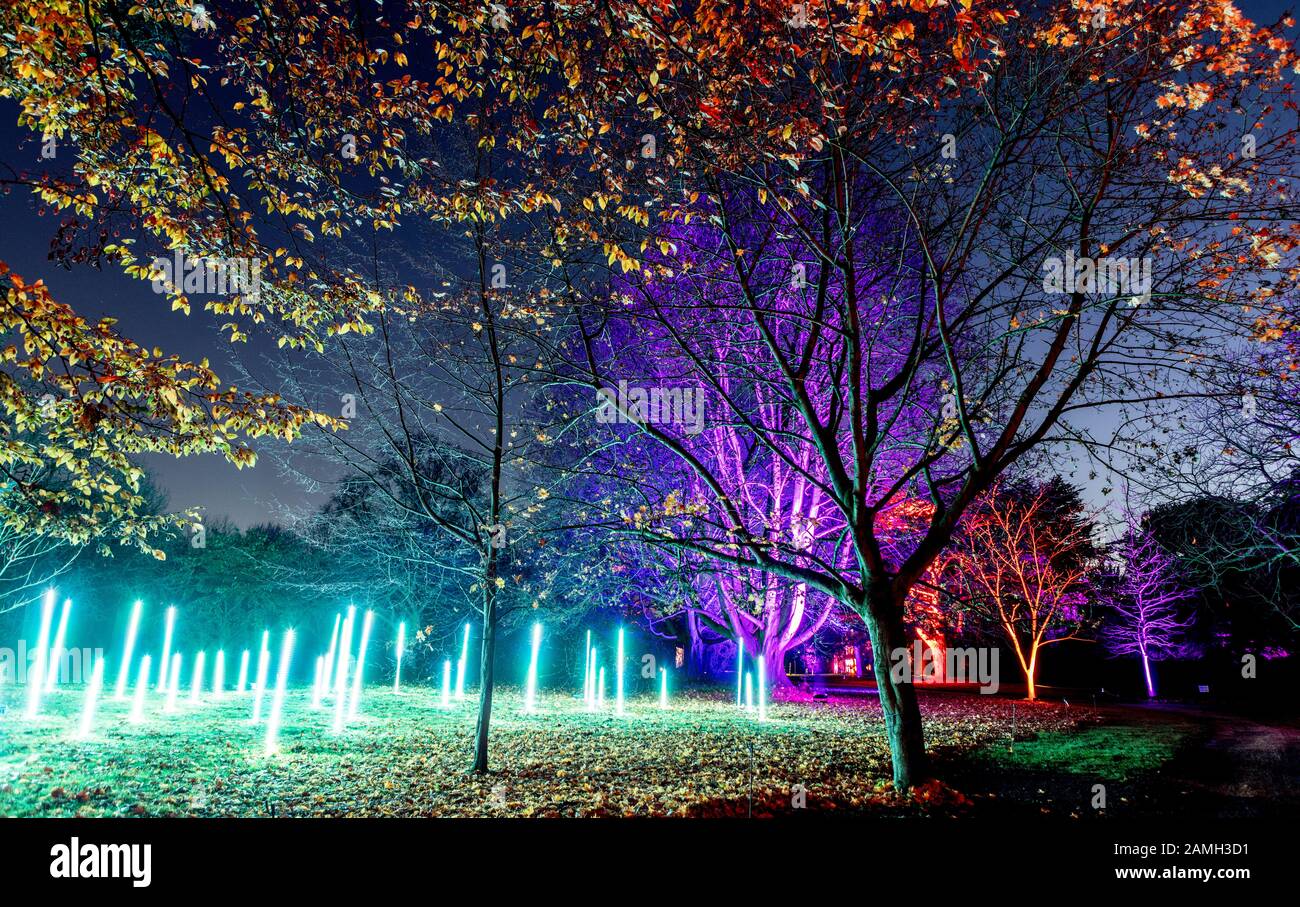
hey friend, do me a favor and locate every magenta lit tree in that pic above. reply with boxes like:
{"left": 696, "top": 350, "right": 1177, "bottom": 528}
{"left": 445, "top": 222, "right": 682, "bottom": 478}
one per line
{"left": 1102, "top": 529, "right": 1195, "bottom": 698}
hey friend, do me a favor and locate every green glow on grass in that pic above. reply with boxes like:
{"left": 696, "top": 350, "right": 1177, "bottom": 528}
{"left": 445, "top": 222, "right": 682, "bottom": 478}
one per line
{"left": 113, "top": 600, "right": 142, "bottom": 701}
{"left": 24, "top": 590, "right": 55, "bottom": 719}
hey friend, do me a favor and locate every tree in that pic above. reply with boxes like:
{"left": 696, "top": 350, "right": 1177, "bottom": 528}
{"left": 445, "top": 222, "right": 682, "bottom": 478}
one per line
{"left": 1101, "top": 526, "right": 1193, "bottom": 698}
{"left": 0, "top": 267, "right": 332, "bottom": 557}
{"left": 547, "top": 0, "right": 1297, "bottom": 784}
{"left": 3, "top": 0, "right": 1295, "bottom": 791}
{"left": 954, "top": 479, "right": 1097, "bottom": 700}
{"left": 1146, "top": 494, "right": 1298, "bottom": 650}
{"left": 267, "top": 268, "right": 570, "bottom": 772}
{"left": 0, "top": 490, "right": 81, "bottom": 614}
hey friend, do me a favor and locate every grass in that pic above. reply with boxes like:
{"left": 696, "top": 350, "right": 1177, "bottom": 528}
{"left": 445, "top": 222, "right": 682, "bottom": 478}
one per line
{"left": 974, "top": 722, "right": 1196, "bottom": 782}
{"left": 1, "top": 682, "right": 1092, "bottom": 817}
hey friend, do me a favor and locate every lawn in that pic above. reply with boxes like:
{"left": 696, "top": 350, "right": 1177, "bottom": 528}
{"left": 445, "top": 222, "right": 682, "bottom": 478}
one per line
{"left": 976, "top": 724, "right": 1196, "bottom": 782}
{"left": 1, "top": 683, "right": 1092, "bottom": 817}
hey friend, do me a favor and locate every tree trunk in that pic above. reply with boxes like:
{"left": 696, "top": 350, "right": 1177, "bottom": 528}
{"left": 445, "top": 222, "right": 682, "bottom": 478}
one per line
{"left": 862, "top": 584, "right": 928, "bottom": 789}
{"left": 1024, "top": 647, "right": 1039, "bottom": 701}
{"left": 471, "top": 574, "right": 498, "bottom": 774}
{"left": 762, "top": 643, "right": 796, "bottom": 695}
{"left": 686, "top": 610, "right": 707, "bottom": 681}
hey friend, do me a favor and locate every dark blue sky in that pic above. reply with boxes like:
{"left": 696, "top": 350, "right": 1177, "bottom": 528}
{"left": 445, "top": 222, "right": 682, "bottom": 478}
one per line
{"left": 1, "top": 0, "right": 1294, "bottom": 528}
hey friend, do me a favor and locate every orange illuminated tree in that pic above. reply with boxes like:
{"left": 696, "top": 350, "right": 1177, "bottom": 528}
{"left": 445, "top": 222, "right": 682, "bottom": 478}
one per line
{"left": 954, "top": 479, "right": 1098, "bottom": 700}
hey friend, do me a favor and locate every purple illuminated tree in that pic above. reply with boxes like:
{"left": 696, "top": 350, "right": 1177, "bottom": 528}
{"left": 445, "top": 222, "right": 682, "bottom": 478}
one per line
{"left": 547, "top": 1, "right": 1298, "bottom": 789}
{"left": 1102, "top": 529, "right": 1194, "bottom": 698}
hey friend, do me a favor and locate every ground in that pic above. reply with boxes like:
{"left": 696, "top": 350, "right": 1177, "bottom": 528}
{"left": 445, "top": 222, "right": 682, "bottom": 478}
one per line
{"left": 1, "top": 683, "right": 1294, "bottom": 818}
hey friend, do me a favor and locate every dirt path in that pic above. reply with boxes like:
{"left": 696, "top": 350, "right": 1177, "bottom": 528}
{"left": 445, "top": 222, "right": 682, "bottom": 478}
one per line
{"left": 937, "top": 702, "right": 1299, "bottom": 818}
{"left": 1144, "top": 704, "right": 1300, "bottom": 816}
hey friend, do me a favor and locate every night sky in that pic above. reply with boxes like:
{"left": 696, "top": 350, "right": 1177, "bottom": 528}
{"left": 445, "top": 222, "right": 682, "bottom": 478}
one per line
{"left": 1, "top": 0, "right": 1292, "bottom": 530}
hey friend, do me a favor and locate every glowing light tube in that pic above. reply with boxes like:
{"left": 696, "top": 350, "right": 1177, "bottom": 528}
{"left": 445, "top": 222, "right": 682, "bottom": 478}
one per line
{"left": 334, "top": 607, "right": 355, "bottom": 697}
{"left": 264, "top": 629, "right": 295, "bottom": 755}
{"left": 251, "top": 636, "right": 271, "bottom": 722}
{"left": 164, "top": 654, "right": 182, "bottom": 714}
{"left": 213, "top": 650, "right": 225, "bottom": 701}
{"left": 74, "top": 657, "right": 105, "bottom": 740}
{"left": 455, "top": 623, "right": 470, "bottom": 701}
{"left": 189, "top": 651, "right": 206, "bottom": 703}
{"left": 129, "top": 655, "right": 151, "bottom": 724}
{"left": 441, "top": 658, "right": 452, "bottom": 708}
{"left": 757, "top": 658, "right": 767, "bottom": 721}
{"left": 581, "top": 630, "right": 591, "bottom": 699}
{"left": 24, "top": 590, "right": 55, "bottom": 719}
{"left": 393, "top": 621, "right": 406, "bottom": 694}
{"left": 310, "top": 655, "right": 325, "bottom": 709}
{"left": 157, "top": 606, "right": 176, "bottom": 690}
{"left": 321, "top": 612, "right": 341, "bottom": 694}
{"left": 347, "top": 610, "right": 374, "bottom": 720}
{"left": 660, "top": 667, "right": 668, "bottom": 710}
{"left": 736, "top": 639, "right": 744, "bottom": 707}
{"left": 114, "top": 600, "right": 143, "bottom": 700}
{"left": 523, "top": 622, "right": 542, "bottom": 714}
{"left": 615, "top": 627, "right": 625, "bottom": 716}
{"left": 236, "top": 650, "right": 251, "bottom": 694}
{"left": 43, "top": 597, "right": 72, "bottom": 692}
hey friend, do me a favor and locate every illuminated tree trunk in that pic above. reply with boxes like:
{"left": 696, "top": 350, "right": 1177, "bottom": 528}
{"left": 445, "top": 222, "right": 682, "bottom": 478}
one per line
{"left": 1139, "top": 643, "right": 1155, "bottom": 698}
{"left": 763, "top": 646, "right": 794, "bottom": 694}
{"left": 1007, "top": 632, "right": 1041, "bottom": 701}
{"left": 863, "top": 583, "right": 927, "bottom": 789}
